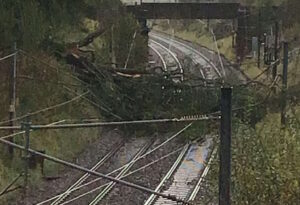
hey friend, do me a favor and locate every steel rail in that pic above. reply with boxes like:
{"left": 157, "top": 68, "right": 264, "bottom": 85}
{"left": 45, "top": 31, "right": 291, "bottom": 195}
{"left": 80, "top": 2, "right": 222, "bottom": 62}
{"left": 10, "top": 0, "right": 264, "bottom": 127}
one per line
{"left": 89, "top": 139, "right": 155, "bottom": 205}
{"left": 0, "top": 138, "right": 193, "bottom": 205}
{"left": 0, "top": 116, "right": 219, "bottom": 131}
{"left": 150, "top": 39, "right": 183, "bottom": 73}
{"left": 38, "top": 146, "right": 184, "bottom": 205}
{"left": 51, "top": 141, "right": 124, "bottom": 205}
{"left": 149, "top": 44, "right": 167, "bottom": 71}
{"left": 150, "top": 33, "right": 207, "bottom": 78}
{"left": 150, "top": 33, "right": 221, "bottom": 78}
{"left": 152, "top": 32, "right": 221, "bottom": 77}
{"left": 188, "top": 147, "right": 217, "bottom": 201}
{"left": 144, "top": 144, "right": 190, "bottom": 205}
{"left": 62, "top": 130, "right": 189, "bottom": 202}
{"left": 47, "top": 122, "right": 193, "bottom": 184}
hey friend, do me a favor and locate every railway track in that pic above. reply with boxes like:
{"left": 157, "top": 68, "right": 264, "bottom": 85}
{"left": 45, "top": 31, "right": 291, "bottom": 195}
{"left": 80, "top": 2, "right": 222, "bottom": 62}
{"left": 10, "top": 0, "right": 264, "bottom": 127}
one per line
{"left": 149, "top": 32, "right": 222, "bottom": 80}
{"left": 188, "top": 147, "right": 217, "bottom": 202}
{"left": 42, "top": 138, "right": 156, "bottom": 205}
{"left": 88, "top": 138, "right": 155, "bottom": 205}
{"left": 37, "top": 125, "right": 200, "bottom": 205}
{"left": 149, "top": 39, "right": 183, "bottom": 74}
{"left": 144, "top": 138, "right": 213, "bottom": 205}
{"left": 49, "top": 140, "right": 125, "bottom": 205}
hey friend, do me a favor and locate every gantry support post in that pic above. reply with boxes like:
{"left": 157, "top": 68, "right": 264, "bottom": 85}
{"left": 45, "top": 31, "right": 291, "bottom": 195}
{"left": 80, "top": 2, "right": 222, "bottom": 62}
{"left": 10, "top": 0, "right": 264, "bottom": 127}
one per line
{"left": 219, "top": 88, "right": 232, "bottom": 205}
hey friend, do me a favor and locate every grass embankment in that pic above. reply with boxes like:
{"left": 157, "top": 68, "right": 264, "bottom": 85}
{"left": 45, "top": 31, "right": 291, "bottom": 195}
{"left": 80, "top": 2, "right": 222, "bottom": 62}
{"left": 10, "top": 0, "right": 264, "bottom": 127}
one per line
{"left": 0, "top": 53, "right": 100, "bottom": 204}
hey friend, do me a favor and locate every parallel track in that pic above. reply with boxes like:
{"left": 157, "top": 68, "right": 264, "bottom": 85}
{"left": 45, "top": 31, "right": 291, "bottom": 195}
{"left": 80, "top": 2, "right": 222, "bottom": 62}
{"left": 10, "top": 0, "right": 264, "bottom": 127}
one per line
{"left": 144, "top": 139, "right": 213, "bottom": 205}
{"left": 144, "top": 144, "right": 190, "bottom": 205}
{"left": 149, "top": 39, "right": 183, "bottom": 73}
{"left": 149, "top": 44, "right": 167, "bottom": 71}
{"left": 188, "top": 147, "right": 217, "bottom": 202}
{"left": 89, "top": 138, "right": 155, "bottom": 204}
{"left": 50, "top": 140, "right": 125, "bottom": 205}
{"left": 149, "top": 38, "right": 184, "bottom": 81}
{"left": 149, "top": 32, "right": 222, "bottom": 79}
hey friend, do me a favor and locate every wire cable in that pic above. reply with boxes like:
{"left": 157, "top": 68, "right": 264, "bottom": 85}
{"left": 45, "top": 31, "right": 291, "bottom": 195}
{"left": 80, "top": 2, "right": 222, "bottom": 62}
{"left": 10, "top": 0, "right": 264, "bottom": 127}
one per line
{"left": 0, "top": 120, "right": 66, "bottom": 140}
{"left": 0, "top": 52, "right": 17, "bottom": 61}
{"left": 124, "top": 30, "right": 137, "bottom": 69}
{"left": 17, "top": 75, "right": 83, "bottom": 87}
{"left": 0, "top": 91, "right": 89, "bottom": 126}
{"left": 0, "top": 138, "right": 193, "bottom": 205}
{"left": 37, "top": 144, "right": 185, "bottom": 205}
{"left": 0, "top": 115, "right": 220, "bottom": 130}
{"left": 60, "top": 146, "right": 184, "bottom": 205}
{"left": 18, "top": 49, "right": 88, "bottom": 86}
{"left": 62, "top": 86, "right": 123, "bottom": 120}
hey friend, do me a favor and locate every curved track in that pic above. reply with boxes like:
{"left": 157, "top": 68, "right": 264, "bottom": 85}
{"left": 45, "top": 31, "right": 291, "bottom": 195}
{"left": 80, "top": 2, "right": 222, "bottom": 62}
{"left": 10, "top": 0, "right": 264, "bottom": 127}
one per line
{"left": 149, "top": 39, "right": 183, "bottom": 73}
{"left": 149, "top": 38, "right": 184, "bottom": 82}
{"left": 149, "top": 32, "right": 222, "bottom": 80}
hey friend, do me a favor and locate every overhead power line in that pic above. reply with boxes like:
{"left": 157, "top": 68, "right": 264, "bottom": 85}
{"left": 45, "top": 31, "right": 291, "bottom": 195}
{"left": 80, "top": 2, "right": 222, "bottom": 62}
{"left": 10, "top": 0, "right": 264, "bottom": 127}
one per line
{"left": 63, "top": 86, "right": 123, "bottom": 120}
{"left": 0, "top": 91, "right": 89, "bottom": 126}
{"left": 40, "top": 146, "right": 184, "bottom": 205}
{"left": 37, "top": 124, "right": 191, "bottom": 205}
{"left": 0, "top": 138, "right": 193, "bottom": 205}
{"left": 0, "top": 115, "right": 219, "bottom": 131}
{"left": 0, "top": 120, "right": 66, "bottom": 140}
{"left": 18, "top": 49, "right": 88, "bottom": 86}
{"left": 0, "top": 52, "right": 17, "bottom": 61}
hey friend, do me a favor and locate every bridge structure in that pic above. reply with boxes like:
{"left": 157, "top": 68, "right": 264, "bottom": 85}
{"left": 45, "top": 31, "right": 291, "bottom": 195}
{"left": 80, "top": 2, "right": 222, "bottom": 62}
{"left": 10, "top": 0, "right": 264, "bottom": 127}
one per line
{"left": 125, "top": 1, "right": 248, "bottom": 60}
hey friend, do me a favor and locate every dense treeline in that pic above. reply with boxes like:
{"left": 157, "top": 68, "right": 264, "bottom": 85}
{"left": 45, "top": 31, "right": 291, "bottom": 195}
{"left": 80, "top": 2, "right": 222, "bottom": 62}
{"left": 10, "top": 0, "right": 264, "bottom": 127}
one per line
{"left": 0, "top": 0, "right": 147, "bottom": 67}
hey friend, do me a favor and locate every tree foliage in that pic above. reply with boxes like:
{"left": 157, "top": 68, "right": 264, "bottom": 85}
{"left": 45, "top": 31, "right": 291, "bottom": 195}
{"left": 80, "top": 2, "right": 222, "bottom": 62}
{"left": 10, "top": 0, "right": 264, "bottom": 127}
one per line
{"left": 0, "top": 0, "right": 87, "bottom": 50}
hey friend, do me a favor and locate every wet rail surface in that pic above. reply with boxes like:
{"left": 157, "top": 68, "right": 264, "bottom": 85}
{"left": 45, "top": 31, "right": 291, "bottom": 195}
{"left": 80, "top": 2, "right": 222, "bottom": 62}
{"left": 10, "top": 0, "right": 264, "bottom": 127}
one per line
{"left": 145, "top": 138, "right": 213, "bottom": 205}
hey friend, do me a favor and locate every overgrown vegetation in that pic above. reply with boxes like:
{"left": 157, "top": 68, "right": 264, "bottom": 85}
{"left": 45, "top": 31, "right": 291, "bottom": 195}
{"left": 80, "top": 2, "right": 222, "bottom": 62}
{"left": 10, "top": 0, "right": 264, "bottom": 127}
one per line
{"left": 0, "top": 0, "right": 147, "bottom": 203}
{"left": 0, "top": 0, "right": 299, "bottom": 204}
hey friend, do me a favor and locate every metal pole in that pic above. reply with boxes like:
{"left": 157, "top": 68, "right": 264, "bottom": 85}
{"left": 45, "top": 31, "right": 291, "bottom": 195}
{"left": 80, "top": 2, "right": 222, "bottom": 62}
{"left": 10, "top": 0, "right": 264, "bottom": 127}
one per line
{"left": 219, "top": 88, "right": 232, "bottom": 205}
{"left": 281, "top": 42, "right": 288, "bottom": 126}
{"left": 8, "top": 42, "right": 17, "bottom": 155}
{"left": 22, "top": 117, "right": 31, "bottom": 196}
